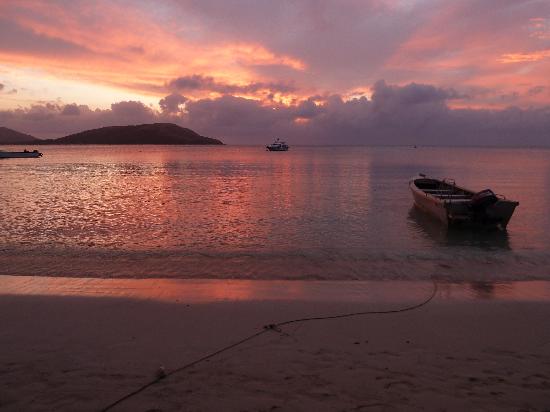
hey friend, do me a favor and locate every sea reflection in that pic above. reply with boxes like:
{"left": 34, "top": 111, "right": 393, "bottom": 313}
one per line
{"left": 2, "top": 145, "right": 550, "bottom": 281}
{"left": 407, "top": 206, "right": 511, "bottom": 250}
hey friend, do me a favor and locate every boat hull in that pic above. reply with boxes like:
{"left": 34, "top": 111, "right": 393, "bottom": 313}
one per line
{"left": 266, "top": 147, "right": 288, "bottom": 151}
{"left": 483, "top": 200, "right": 518, "bottom": 229}
{"left": 411, "top": 186, "right": 449, "bottom": 225}
{"left": 410, "top": 176, "right": 519, "bottom": 230}
{"left": 0, "top": 151, "right": 42, "bottom": 158}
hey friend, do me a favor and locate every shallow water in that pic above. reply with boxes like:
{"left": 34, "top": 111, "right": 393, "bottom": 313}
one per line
{"left": 1, "top": 145, "right": 549, "bottom": 281}
{"left": 2, "top": 276, "right": 550, "bottom": 303}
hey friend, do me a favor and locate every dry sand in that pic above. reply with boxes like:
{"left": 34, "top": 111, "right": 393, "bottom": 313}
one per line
{"left": 1, "top": 277, "right": 550, "bottom": 411}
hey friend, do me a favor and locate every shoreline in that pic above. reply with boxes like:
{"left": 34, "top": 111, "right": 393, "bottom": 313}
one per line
{"left": 3, "top": 248, "right": 550, "bottom": 282}
{"left": 1, "top": 275, "right": 550, "bottom": 303}
{"left": 3, "top": 249, "right": 550, "bottom": 282}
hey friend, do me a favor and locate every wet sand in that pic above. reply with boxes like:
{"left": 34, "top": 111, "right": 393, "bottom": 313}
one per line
{"left": 3, "top": 275, "right": 550, "bottom": 303}
{"left": 1, "top": 277, "right": 550, "bottom": 411}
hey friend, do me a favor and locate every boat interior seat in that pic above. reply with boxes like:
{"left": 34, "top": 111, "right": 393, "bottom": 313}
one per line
{"left": 442, "top": 198, "right": 472, "bottom": 203}
{"left": 414, "top": 180, "right": 441, "bottom": 190}
{"left": 433, "top": 194, "right": 471, "bottom": 198}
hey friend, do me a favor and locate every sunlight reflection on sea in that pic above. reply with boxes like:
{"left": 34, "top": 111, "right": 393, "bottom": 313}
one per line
{"left": 1, "top": 145, "right": 549, "bottom": 281}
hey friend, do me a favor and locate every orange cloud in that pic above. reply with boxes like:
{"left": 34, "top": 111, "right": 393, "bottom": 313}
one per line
{"left": 382, "top": 2, "right": 550, "bottom": 109}
{"left": 498, "top": 49, "right": 550, "bottom": 63}
{"left": 1, "top": 0, "right": 549, "bottom": 111}
{"left": 221, "top": 44, "right": 306, "bottom": 71}
{"left": 0, "top": 0, "right": 307, "bottom": 106}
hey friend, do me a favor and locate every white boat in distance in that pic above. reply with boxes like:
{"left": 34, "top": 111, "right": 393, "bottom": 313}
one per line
{"left": 266, "top": 138, "right": 289, "bottom": 151}
{"left": 409, "top": 174, "right": 519, "bottom": 230}
{"left": 0, "top": 149, "right": 43, "bottom": 158}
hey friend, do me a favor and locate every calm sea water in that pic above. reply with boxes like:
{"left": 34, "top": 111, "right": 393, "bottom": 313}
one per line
{"left": 1, "top": 145, "right": 549, "bottom": 281}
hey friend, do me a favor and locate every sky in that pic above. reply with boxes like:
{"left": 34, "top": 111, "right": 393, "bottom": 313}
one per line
{"left": 0, "top": 0, "right": 549, "bottom": 145}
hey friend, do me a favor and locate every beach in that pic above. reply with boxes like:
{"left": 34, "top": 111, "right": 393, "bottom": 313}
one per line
{"left": 1, "top": 277, "right": 550, "bottom": 411}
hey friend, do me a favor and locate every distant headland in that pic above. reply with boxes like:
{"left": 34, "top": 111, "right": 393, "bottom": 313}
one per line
{"left": 0, "top": 127, "right": 40, "bottom": 144}
{"left": 0, "top": 123, "right": 224, "bottom": 145}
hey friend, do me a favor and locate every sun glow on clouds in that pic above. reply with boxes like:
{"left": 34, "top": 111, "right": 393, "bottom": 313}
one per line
{"left": 0, "top": 0, "right": 549, "bottom": 113}
{"left": 343, "top": 88, "right": 373, "bottom": 102}
{"left": 382, "top": 2, "right": 550, "bottom": 109}
{"left": 498, "top": 50, "right": 550, "bottom": 63}
{"left": 216, "top": 44, "right": 306, "bottom": 72}
{"left": 0, "top": 0, "right": 307, "bottom": 108}
{"left": 0, "top": 64, "right": 160, "bottom": 110}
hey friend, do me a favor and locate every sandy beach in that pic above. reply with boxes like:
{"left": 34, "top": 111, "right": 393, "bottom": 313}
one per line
{"left": 1, "top": 277, "right": 550, "bottom": 411}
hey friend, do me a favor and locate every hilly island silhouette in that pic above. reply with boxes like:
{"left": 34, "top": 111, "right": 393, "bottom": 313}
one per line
{"left": 0, "top": 123, "right": 223, "bottom": 145}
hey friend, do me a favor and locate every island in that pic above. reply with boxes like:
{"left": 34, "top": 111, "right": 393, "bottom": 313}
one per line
{"left": 0, "top": 123, "right": 223, "bottom": 145}
{"left": 0, "top": 127, "right": 40, "bottom": 144}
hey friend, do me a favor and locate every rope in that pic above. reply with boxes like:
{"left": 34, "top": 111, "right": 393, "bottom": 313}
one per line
{"left": 100, "top": 330, "right": 269, "bottom": 412}
{"left": 100, "top": 280, "right": 438, "bottom": 411}
{"left": 276, "top": 279, "right": 438, "bottom": 327}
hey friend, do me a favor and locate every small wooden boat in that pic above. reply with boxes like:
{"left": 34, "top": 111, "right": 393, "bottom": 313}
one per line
{"left": 0, "top": 149, "right": 42, "bottom": 158}
{"left": 409, "top": 174, "right": 519, "bottom": 229}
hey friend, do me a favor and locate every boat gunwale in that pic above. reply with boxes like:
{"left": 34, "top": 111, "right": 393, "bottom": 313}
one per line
{"left": 409, "top": 177, "right": 475, "bottom": 205}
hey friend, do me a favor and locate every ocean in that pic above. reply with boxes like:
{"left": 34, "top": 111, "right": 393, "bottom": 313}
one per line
{"left": 1, "top": 145, "right": 549, "bottom": 281}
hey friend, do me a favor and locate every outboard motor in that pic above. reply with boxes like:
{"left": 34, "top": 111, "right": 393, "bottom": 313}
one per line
{"left": 470, "top": 189, "right": 498, "bottom": 222}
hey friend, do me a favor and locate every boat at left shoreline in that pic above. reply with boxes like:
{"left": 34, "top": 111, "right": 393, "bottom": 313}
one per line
{"left": 0, "top": 149, "right": 43, "bottom": 158}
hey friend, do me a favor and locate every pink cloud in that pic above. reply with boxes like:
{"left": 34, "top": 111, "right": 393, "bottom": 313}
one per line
{"left": 0, "top": 0, "right": 549, "bottom": 110}
{"left": 1, "top": 81, "right": 549, "bottom": 147}
{"left": 0, "top": 0, "right": 306, "bottom": 102}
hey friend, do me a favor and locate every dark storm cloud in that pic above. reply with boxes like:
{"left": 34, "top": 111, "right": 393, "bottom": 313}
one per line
{"left": 294, "top": 98, "right": 324, "bottom": 119}
{"left": 183, "top": 94, "right": 292, "bottom": 140}
{"left": 180, "top": 81, "right": 550, "bottom": 146}
{"left": 168, "top": 75, "right": 295, "bottom": 95}
{"left": 168, "top": 75, "right": 214, "bottom": 91}
{"left": 0, "top": 101, "right": 155, "bottom": 138}
{"left": 110, "top": 101, "right": 154, "bottom": 120}
{"left": 1, "top": 81, "right": 549, "bottom": 145}
{"left": 61, "top": 104, "right": 81, "bottom": 116}
{"left": 159, "top": 93, "right": 188, "bottom": 114}
{"left": 371, "top": 80, "right": 457, "bottom": 106}
{"left": 23, "top": 103, "right": 60, "bottom": 121}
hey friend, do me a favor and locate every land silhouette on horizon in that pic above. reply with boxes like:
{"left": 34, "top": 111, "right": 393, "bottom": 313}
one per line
{"left": 0, "top": 126, "right": 40, "bottom": 144}
{"left": 0, "top": 123, "right": 223, "bottom": 145}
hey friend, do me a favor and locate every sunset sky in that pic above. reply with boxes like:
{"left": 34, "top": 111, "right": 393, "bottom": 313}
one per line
{"left": 1, "top": 0, "right": 549, "bottom": 144}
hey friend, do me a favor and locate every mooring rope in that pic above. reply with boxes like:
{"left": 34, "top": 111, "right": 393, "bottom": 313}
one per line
{"left": 100, "top": 280, "right": 438, "bottom": 411}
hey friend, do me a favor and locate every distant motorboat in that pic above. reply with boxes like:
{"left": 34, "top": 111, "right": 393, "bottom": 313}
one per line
{"left": 0, "top": 149, "right": 43, "bottom": 158}
{"left": 266, "top": 138, "right": 289, "bottom": 151}
{"left": 409, "top": 174, "right": 519, "bottom": 230}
